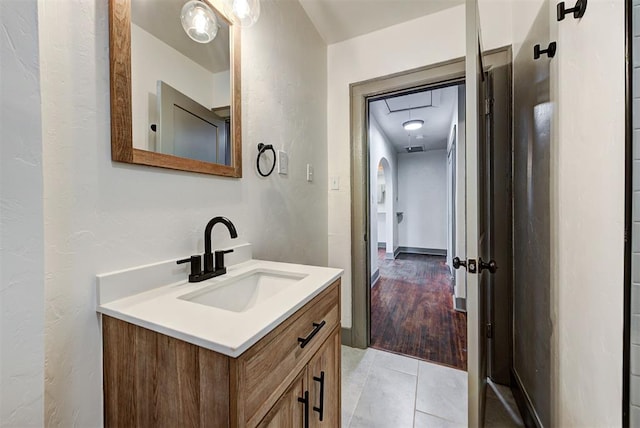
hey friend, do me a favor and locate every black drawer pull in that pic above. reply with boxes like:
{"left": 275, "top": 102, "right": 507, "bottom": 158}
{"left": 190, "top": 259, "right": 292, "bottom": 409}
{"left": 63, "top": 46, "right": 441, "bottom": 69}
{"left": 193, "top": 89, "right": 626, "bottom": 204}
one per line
{"left": 297, "top": 320, "right": 326, "bottom": 348}
{"left": 298, "top": 390, "right": 309, "bottom": 428}
{"left": 313, "top": 371, "right": 325, "bottom": 421}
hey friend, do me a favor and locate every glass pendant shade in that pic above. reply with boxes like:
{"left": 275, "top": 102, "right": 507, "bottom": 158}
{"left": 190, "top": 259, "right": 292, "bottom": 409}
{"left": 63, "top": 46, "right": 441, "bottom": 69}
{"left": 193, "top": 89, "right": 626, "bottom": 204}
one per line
{"left": 181, "top": 0, "right": 219, "bottom": 43}
{"left": 232, "top": 0, "right": 260, "bottom": 27}
{"left": 403, "top": 119, "right": 424, "bottom": 131}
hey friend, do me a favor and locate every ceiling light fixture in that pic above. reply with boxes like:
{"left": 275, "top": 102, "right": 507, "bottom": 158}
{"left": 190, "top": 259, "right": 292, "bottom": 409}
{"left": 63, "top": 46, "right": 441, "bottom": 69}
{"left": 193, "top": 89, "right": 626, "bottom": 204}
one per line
{"left": 232, "top": 0, "right": 261, "bottom": 27}
{"left": 403, "top": 119, "right": 424, "bottom": 131}
{"left": 181, "top": 0, "right": 219, "bottom": 44}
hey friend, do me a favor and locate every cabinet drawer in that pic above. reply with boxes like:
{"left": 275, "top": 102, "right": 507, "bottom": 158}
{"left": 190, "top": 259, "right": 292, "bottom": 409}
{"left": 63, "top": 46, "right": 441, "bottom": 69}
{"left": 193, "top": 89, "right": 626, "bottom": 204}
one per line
{"left": 233, "top": 280, "right": 340, "bottom": 427}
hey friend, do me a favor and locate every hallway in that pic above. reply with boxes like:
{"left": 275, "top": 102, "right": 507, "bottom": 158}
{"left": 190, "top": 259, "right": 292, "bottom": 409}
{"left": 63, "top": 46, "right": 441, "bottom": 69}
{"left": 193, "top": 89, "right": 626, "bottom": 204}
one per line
{"left": 371, "top": 250, "right": 467, "bottom": 370}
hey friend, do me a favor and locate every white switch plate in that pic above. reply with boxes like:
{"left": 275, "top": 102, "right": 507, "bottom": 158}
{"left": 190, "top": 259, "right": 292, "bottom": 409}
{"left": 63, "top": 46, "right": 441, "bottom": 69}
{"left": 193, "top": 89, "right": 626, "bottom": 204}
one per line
{"left": 278, "top": 150, "right": 288, "bottom": 175}
{"left": 306, "top": 164, "right": 313, "bottom": 182}
{"left": 330, "top": 176, "right": 340, "bottom": 190}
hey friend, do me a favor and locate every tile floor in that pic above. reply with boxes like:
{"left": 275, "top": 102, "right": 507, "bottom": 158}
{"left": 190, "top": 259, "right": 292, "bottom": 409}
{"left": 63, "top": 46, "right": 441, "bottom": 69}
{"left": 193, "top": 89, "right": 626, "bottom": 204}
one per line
{"left": 342, "top": 346, "right": 523, "bottom": 428}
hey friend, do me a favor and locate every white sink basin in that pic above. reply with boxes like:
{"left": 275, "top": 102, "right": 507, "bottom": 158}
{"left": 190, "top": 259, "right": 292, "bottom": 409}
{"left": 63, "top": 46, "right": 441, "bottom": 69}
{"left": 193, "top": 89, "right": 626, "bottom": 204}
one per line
{"left": 178, "top": 269, "right": 308, "bottom": 313}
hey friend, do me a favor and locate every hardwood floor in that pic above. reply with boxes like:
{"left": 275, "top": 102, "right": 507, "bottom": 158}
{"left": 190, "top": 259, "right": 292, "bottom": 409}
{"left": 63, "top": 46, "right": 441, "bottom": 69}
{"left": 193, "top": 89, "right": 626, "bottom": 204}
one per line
{"left": 370, "top": 250, "right": 467, "bottom": 370}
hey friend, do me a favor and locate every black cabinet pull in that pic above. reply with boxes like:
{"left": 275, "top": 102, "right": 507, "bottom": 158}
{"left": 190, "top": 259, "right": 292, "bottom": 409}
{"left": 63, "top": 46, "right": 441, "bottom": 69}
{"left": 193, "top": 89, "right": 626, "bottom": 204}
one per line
{"left": 298, "top": 390, "right": 309, "bottom": 428}
{"left": 313, "top": 371, "right": 325, "bottom": 421}
{"left": 297, "top": 320, "right": 326, "bottom": 348}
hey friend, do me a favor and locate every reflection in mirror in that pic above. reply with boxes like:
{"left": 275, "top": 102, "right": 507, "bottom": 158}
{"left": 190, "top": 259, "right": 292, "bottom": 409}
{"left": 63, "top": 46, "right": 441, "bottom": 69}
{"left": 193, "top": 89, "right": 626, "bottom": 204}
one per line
{"left": 109, "top": 0, "right": 241, "bottom": 177}
{"left": 130, "top": 0, "right": 232, "bottom": 165}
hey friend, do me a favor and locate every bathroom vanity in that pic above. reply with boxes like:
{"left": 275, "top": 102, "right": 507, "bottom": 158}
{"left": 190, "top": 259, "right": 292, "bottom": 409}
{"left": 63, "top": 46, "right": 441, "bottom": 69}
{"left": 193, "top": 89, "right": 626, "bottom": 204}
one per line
{"left": 97, "top": 251, "right": 342, "bottom": 427}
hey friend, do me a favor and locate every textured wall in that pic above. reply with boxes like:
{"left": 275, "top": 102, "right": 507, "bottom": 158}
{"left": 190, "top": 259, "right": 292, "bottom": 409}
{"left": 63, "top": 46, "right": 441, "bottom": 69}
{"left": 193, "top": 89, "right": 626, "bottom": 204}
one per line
{"left": 0, "top": 0, "right": 45, "bottom": 426}
{"left": 37, "top": 0, "right": 327, "bottom": 425}
{"left": 328, "top": 3, "right": 513, "bottom": 327}
{"left": 510, "top": 0, "right": 625, "bottom": 423}
{"left": 550, "top": 0, "right": 624, "bottom": 425}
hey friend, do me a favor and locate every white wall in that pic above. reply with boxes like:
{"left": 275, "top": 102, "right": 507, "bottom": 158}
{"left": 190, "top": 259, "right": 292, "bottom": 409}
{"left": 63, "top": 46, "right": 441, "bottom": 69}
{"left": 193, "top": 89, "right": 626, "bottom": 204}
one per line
{"left": 37, "top": 0, "right": 327, "bottom": 425}
{"left": 375, "top": 169, "right": 386, "bottom": 245}
{"left": 549, "top": 0, "right": 625, "bottom": 425}
{"left": 368, "top": 114, "right": 397, "bottom": 277}
{"left": 454, "top": 85, "right": 466, "bottom": 299}
{"left": 397, "top": 150, "right": 447, "bottom": 250}
{"left": 508, "top": 0, "right": 625, "bottom": 424}
{"left": 130, "top": 24, "right": 230, "bottom": 151}
{"left": 446, "top": 88, "right": 466, "bottom": 300}
{"left": 0, "top": 0, "right": 45, "bottom": 426}
{"left": 446, "top": 108, "right": 457, "bottom": 268}
{"left": 329, "top": 3, "right": 512, "bottom": 327}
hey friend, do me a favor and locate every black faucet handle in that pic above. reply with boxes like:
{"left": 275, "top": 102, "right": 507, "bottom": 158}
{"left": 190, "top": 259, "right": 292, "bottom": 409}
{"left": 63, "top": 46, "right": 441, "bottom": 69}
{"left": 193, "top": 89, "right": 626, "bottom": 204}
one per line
{"left": 214, "top": 249, "right": 234, "bottom": 271}
{"left": 177, "top": 255, "right": 203, "bottom": 278}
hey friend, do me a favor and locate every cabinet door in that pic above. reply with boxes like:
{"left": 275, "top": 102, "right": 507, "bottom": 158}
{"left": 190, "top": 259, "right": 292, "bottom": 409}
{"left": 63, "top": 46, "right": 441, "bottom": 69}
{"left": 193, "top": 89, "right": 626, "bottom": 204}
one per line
{"left": 258, "top": 369, "right": 307, "bottom": 428}
{"left": 308, "top": 327, "right": 341, "bottom": 428}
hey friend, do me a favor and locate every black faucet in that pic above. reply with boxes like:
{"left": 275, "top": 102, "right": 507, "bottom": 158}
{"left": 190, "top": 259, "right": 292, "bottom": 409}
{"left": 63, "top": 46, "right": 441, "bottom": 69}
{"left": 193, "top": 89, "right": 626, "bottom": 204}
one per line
{"left": 177, "top": 216, "right": 238, "bottom": 282}
{"left": 203, "top": 216, "right": 238, "bottom": 274}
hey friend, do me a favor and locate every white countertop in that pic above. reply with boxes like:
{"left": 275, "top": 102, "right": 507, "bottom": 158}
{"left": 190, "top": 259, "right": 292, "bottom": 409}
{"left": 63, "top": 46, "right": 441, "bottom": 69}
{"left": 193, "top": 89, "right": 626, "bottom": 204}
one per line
{"left": 97, "top": 258, "right": 342, "bottom": 357}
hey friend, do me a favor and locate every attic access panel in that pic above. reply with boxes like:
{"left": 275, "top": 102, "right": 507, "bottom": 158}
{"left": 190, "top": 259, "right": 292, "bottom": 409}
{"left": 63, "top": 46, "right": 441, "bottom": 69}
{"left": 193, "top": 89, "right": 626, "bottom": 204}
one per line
{"left": 384, "top": 90, "right": 441, "bottom": 113}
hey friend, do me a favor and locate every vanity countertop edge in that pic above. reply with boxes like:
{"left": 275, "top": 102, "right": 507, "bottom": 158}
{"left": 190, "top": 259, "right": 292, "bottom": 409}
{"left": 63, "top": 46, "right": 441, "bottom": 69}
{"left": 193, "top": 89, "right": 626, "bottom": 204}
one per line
{"left": 96, "top": 258, "right": 343, "bottom": 358}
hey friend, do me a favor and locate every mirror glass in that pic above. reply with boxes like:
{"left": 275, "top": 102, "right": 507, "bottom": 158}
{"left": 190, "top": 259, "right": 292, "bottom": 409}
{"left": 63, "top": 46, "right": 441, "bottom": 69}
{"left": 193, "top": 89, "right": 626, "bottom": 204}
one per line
{"left": 109, "top": 0, "right": 241, "bottom": 177}
{"left": 131, "top": 0, "right": 232, "bottom": 165}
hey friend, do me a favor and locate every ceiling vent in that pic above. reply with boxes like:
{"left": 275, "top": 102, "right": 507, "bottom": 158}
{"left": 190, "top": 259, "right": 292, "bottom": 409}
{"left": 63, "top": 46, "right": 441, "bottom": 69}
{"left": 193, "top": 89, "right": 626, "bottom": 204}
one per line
{"left": 405, "top": 145, "right": 424, "bottom": 153}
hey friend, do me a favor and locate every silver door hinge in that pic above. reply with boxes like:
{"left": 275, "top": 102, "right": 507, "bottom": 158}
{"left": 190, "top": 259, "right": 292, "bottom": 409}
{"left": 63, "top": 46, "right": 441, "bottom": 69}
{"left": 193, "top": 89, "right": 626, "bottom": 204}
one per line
{"left": 484, "top": 98, "right": 493, "bottom": 115}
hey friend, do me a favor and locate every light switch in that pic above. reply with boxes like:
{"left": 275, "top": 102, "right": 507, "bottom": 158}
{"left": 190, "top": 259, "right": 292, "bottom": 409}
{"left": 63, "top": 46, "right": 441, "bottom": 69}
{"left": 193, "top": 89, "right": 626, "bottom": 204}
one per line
{"left": 330, "top": 176, "right": 340, "bottom": 190}
{"left": 306, "top": 164, "right": 313, "bottom": 182}
{"left": 278, "top": 150, "right": 288, "bottom": 175}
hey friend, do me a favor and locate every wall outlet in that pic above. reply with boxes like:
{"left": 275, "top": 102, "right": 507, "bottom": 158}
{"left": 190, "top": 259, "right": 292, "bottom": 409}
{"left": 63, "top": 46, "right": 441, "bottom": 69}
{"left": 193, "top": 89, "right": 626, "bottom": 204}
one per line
{"left": 306, "top": 164, "right": 313, "bottom": 182}
{"left": 330, "top": 176, "right": 340, "bottom": 190}
{"left": 278, "top": 150, "right": 288, "bottom": 175}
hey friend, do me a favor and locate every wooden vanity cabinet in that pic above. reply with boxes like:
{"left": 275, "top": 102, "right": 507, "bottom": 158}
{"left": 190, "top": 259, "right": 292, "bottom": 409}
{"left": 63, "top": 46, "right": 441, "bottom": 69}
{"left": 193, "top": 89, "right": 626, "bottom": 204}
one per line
{"left": 258, "top": 369, "right": 306, "bottom": 428}
{"left": 102, "top": 279, "right": 341, "bottom": 428}
{"left": 308, "top": 327, "right": 341, "bottom": 428}
{"left": 258, "top": 326, "right": 341, "bottom": 428}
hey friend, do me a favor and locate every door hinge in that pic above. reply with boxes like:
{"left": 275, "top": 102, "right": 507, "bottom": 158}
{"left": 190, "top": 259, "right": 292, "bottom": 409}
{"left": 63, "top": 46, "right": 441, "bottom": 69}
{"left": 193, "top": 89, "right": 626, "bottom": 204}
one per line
{"left": 484, "top": 98, "right": 493, "bottom": 115}
{"left": 486, "top": 323, "right": 493, "bottom": 339}
{"left": 364, "top": 233, "right": 367, "bottom": 242}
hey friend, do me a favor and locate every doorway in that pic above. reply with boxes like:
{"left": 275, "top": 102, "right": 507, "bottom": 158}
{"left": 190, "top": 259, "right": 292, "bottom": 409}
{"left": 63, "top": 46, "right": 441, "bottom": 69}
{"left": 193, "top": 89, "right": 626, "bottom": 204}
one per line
{"left": 348, "top": 47, "right": 515, "bottom": 425}
{"left": 367, "top": 84, "right": 468, "bottom": 371}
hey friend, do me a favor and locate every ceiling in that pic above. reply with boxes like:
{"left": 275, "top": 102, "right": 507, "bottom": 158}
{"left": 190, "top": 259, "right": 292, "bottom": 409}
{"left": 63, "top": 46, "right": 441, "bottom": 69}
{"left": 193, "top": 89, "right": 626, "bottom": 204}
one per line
{"left": 298, "top": 0, "right": 465, "bottom": 44}
{"left": 369, "top": 85, "right": 459, "bottom": 153}
{"left": 131, "top": 0, "right": 230, "bottom": 74}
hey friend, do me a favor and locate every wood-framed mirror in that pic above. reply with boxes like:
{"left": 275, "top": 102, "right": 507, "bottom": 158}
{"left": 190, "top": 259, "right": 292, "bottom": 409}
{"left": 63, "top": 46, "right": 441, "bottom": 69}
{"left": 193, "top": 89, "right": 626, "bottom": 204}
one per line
{"left": 109, "top": 0, "right": 242, "bottom": 177}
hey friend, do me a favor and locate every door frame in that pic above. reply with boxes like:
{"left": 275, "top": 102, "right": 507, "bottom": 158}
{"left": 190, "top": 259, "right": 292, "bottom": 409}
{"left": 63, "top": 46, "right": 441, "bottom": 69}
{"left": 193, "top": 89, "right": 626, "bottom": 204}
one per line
{"left": 349, "top": 47, "right": 512, "bottom": 350}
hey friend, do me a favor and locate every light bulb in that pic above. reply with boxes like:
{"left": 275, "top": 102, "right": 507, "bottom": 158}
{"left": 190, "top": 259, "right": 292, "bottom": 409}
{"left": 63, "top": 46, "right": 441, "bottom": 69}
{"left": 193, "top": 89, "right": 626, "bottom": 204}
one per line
{"left": 232, "top": 0, "right": 260, "bottom": 27}
{"left": 180, "top": 0, "right": 219, "bottom": 43}
{"left": 194, "top": 11, "right": 207, "bottom": 34}
{"left": 233, "top": 0, "right": 250, "bottom": 19}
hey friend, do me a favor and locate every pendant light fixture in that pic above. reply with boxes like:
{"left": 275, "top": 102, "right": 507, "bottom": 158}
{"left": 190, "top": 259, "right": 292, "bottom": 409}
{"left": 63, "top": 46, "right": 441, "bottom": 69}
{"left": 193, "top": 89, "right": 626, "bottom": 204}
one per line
{"left": 181, "top": 0, "right": 219, "bottom": 44}
{"left": 232, "top": 0, "right": 261, "bottom": 27}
